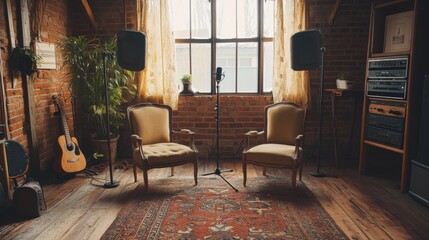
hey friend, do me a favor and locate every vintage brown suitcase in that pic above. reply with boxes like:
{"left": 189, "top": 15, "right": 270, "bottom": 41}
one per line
{"left": 13, "top": 181, "right": 46, "bottom": 219}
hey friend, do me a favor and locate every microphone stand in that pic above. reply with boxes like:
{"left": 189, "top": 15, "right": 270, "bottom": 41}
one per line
{"left": 202, "top": 72, "right": 238, "bottom": 192}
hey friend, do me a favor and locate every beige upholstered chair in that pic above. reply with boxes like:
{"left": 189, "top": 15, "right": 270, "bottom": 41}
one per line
{"left": 127, "top": 103, "right": 198, "bottom": 191}
{"left": 242, "top": 102, "right": 306, "bottom": 188}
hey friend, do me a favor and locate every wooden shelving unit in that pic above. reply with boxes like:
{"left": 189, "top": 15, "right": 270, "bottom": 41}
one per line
{"left": 359, "top": 0, "right": 429, "bottom": 193}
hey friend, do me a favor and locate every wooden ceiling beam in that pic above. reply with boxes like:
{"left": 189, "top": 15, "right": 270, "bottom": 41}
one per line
{"left": 329, "top": 0, "right": 342, "bottom": 26}
{"left": 81, "top": 0, "right": 97, "bottom": 28}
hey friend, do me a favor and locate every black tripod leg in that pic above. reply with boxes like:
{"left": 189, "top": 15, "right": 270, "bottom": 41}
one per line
{"left": 218, "top": 173, "right": 238, "bottom": 192}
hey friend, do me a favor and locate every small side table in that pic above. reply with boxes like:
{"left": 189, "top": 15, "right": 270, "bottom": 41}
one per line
{"left": 325, "top": 88, "right": 362, "bottom": 167}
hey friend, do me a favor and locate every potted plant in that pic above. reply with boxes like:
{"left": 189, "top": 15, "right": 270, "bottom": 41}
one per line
{"left": 60, "top": 36, "right": 136, "bottom": 162}
{"left": 336, "top": 72, "right": 353, "bottom": 89}
{"left": 179, "top": 73, "right": 194, "bottom": 95}
{"left": 9, "top": 47, "right": 42, "bottom": 76}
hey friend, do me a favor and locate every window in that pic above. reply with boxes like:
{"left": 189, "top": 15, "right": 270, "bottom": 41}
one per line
{"left": 172, "top": 0, "right": 275, "bottom": 94}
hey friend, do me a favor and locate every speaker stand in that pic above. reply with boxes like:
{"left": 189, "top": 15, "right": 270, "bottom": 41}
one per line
{"left": 311, "top": 47, "right": 337, "bottom": 178}
{"left": 101, "top": 51, "right": 119, "bottom": 188}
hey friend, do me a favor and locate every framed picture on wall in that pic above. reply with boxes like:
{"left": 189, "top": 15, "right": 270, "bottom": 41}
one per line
{"left": 384, "top": 11, "right": 413, "bottom": 53}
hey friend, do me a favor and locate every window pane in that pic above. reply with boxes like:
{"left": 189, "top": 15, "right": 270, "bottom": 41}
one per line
{"left": 191, "top": 43, "right": 211, "bottom": 93}
{"left": 191, "top": 0, "right": 211, "bottom": 38}
{"left": 175, "top": 43, "right": 190, "bottom": 90}
{"left": 263, "top": 42, "right": 273, "bottom": 92}
{"left": 217, "top": 0, "right": 236, "bottom": 39}
{"left": 237, "top": 43, "right": 257, "bottom": 93}
{"left": 237, "top": 0, "right": 257, "bottom": 38}
{"left": 216, "top": 43, "right": 236, "bottom": 93}
{"left": 263, "top": 0, "right": 275, "bottom": 37}
{"left": 172, "top": 0, "right": 190, "bottom": 39}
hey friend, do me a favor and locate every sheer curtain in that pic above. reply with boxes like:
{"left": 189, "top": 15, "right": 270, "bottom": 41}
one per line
{"left": 272, "top": 0, "right": 309, "bottom": 109}
{"left": 136, "top": 0, "right": 178, "bottom": 109}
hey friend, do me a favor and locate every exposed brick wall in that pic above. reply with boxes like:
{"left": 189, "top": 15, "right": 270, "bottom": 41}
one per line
{"left": 173, "top": 95, "right": 273, "bottom": 158}
{"left": 1, "top": 0, "right": 72, "bottom": 177}
{"left": 305, "top": 0, "right": 370, "bottom": 164}
{"left": 67, "top": 0, "right": 371, "bottom": 166}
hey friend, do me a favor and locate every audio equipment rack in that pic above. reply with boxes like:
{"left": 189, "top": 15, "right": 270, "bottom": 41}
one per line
{"left": 359, "top": 0, "right": 429, "bottom": 193}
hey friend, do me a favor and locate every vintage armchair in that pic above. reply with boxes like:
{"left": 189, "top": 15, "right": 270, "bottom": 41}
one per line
{"left": 242, "top": 102, "right": 306, "bottom": 188}
{"left": 127, "top": 103, "right": 198, "bottom": 191}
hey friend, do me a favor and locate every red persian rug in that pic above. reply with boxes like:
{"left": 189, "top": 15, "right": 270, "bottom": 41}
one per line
{"left": 102, "top": 177, "right": 347, "bottom": 240}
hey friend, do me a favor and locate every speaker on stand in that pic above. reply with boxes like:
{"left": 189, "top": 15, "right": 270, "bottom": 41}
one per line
{"left": 409, "top": 75, "right": 429, "bottom": 207}
{"left": 101, "top": 30, "right": 147, "bottom": 188}
{"left": 290, "top": 29, "right": 335, "bottom": 178}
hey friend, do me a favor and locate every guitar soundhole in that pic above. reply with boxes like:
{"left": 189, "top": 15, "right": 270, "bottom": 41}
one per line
{"left": 66, "top": 144, "right": 74, "bottom": 152}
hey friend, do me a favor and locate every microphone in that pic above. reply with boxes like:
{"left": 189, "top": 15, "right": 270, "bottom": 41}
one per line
{"left": 215, "top": 67, "right": 224, "bottom": 81}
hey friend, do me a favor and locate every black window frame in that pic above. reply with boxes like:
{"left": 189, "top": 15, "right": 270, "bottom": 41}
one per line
{"left": 173, "top": 0, "right": 274, "bottom": 95}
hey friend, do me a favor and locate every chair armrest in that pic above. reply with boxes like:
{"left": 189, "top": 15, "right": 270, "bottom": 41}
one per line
{"left": 173, "top": 129, "right": 195, "bottom": 135}
{"left": 243, "top": 130, "right": 264, "bottom": 152}
{"left": 173, "top": 129, "right": 198, "bottom": 153}
{"left": 244, "top": 130, "right": 263, "bottom": 136}
{"left": 131, "top": 134, "right": 143, "bottom": 149}
{"left": 294, "top": 134, "right": 304, "bottom": 156}
{"left": 131, "top": 134, "right": 149, "bottom": 162}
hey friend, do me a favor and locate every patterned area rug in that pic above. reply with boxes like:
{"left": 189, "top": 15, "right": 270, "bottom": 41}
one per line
{"left": 102, "top": 177, "right": 347, "bottom": 240}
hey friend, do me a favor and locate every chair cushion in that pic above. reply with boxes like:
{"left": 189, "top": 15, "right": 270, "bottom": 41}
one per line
{"left": 244, "top": 143, "right": 302, "bottom": 167}
{"left": 133, "top": 142, "right": 196, "bottom": 166}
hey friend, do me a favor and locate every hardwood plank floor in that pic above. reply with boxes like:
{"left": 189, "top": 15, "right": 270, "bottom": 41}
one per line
{"left": 1, "top": 158, "right": 429, "bottom": 240}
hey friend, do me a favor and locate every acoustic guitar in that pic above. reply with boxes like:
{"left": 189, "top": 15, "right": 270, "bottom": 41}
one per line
{"left": 53, "top": 95, "right": 86, "bottom": 173}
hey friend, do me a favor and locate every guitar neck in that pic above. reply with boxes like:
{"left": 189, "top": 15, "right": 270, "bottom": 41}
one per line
{"left": 61, "top": 111, "right": 73, "bottom": 145}
{"left": 55, "top": 98, "right": 73, "bottom": 147}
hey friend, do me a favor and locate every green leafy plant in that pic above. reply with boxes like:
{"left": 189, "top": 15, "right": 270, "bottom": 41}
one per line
{"left": 60, "top": 36, "right": 136, "bottom": 139}
{"left": 181, "top": 74, "right": 192, "bottom": 84}
{"left": 9, "top": 47, "right": 42, "bottom": 75}
{"left": 337, "top": 72, "right": 351, "bottom": 80}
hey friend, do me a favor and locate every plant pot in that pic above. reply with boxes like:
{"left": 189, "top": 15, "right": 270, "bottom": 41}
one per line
{"left": 90, "top": 134, "right": 120, "bottom": 163}
{"left": 336, "top": 79, "right": 353, "bottom": 89}
{"left": 180, "top": 83, "right": 194, "bottom": 96}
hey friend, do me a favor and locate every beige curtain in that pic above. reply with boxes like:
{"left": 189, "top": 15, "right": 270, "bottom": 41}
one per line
{"left": 273, "top": 0, "right": 309, "bottom": 109}
{"left": 136, "top": 0, "right": 178, "bottom": 109}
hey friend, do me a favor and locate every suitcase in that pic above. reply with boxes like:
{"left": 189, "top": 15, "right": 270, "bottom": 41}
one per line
{"left": 13, "top": 181, "right": 47, "bottom": 219}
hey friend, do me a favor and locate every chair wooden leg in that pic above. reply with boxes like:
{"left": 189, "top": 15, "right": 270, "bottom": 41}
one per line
{"left": 143, "top": 170, "right": 149, "bottom": 191}
{"left": 299, "top": 163, "right": 303, "bottom": 181}
{"left": 263, "top": 167, "right": 267, "bottom": 176}
{"left": 171, "top": 167, "right": 174, "bottom": 176}
{"left": 133, "top": 164, "right": 137, "bottom": 182}
{"left": 194, "top": 160, "right": 198, "bottom": 185}
{"left": 291, "top": 169, "right": 297, "bottom": 189}
{"left": 242, "top": 159, "right": 247, "bottom": 187}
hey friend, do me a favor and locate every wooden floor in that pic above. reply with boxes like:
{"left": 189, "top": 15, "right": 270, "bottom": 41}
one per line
{"left": 1, "top": 158, "right": 429, "bottom": 240}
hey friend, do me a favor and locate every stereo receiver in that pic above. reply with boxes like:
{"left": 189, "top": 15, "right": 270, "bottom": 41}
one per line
{"left": 367, "top": 56, "right": 408, "bottom": 79}
{"left": 368, "top": 99, "right": 406, "bottom": 117}
{"left": 367, "top": 80, "right": 407, "bottom": 99}
{"left": 366, "top": 126, "right": 403, "bottom": 148}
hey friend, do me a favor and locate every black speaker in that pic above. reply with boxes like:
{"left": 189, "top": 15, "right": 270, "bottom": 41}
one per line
{"left": 416, "top": 75, "right": 429, "bottom": 165}
{"left": 409, "top": 75, "right": 429, "bottom": 207}
{"left": 116, "top": 30, "right": 147, "bottom": 71}
{"left": 290, "top": 29, "right": 322, "bottom": 70}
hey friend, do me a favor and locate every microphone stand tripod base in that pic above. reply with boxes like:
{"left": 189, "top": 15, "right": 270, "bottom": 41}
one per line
{"left": 202, "top": 168, "right": 238, "bottom": 192}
